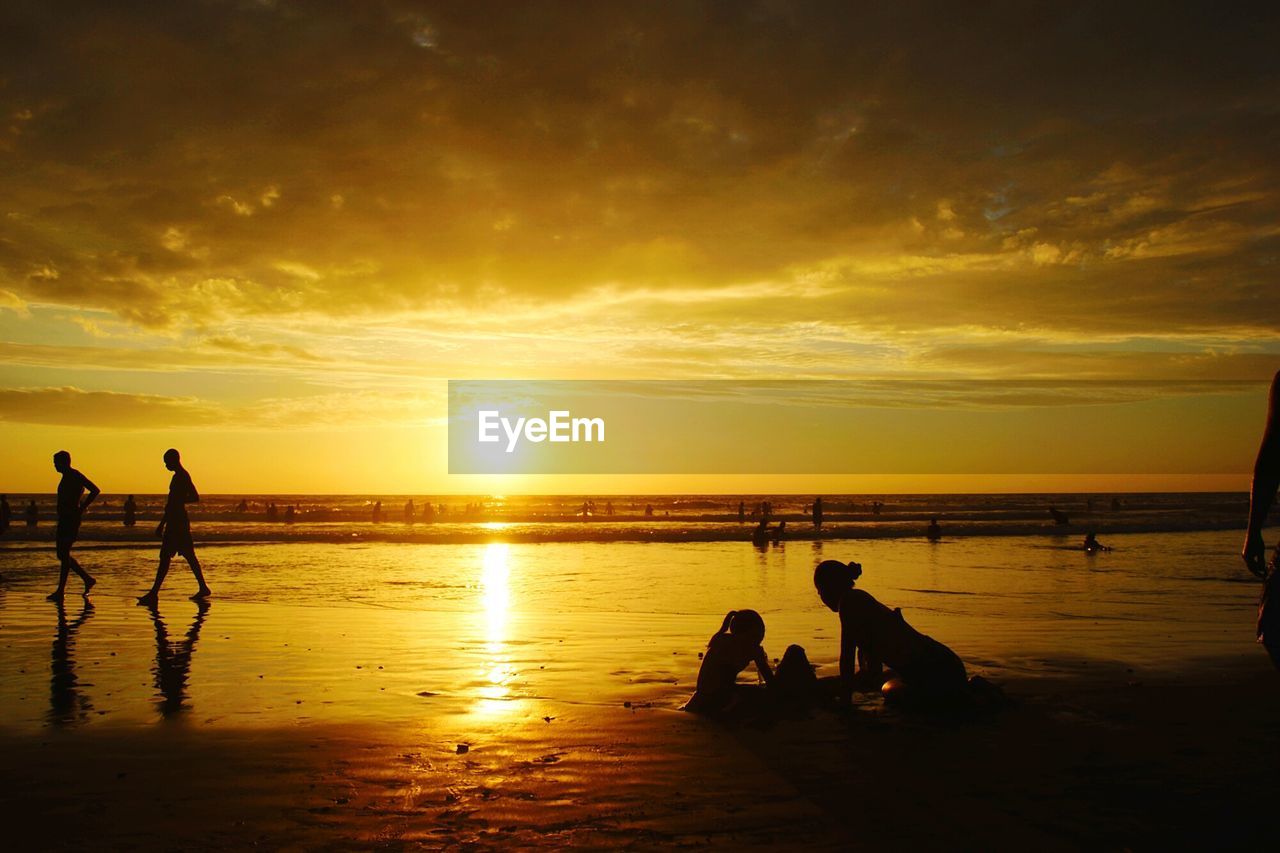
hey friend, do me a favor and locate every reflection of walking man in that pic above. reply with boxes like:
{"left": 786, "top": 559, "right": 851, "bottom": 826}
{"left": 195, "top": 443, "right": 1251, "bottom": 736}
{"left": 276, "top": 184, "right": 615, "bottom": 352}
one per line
{"left": 138, "top": 449, "right": 210, "bottom": 604}
{"left": 146, "top": 599, "right": 209, "bottom": 716}
{"left": 49, "top": 597, "right": 95, "bottom": 726}
{"left": 48, "top": 451, "right": 99, "bottom": 601}
{"left": 1243, "top": 370, "right": 1280, "bottom": 669}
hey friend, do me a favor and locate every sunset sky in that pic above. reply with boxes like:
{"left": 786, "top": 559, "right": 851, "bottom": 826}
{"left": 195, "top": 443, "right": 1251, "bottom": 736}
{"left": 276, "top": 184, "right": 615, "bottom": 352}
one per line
{"left": 2, "top": 1, "right": 1278, "bottom": 493}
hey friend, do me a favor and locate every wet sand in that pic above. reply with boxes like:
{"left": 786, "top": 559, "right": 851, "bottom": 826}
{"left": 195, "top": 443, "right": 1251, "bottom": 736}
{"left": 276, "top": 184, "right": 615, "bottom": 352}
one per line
{"left": 4, "top": 659, "right": 1279, "bottom": 850}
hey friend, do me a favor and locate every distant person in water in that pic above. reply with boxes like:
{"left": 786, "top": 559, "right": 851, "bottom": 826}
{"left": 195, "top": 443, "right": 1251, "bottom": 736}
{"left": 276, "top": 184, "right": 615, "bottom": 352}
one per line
{"left": 372, "top": 500, "right": 382, "bottom": 522}
{"left": 1111, "top": 497, "right": 1122, "bottom": 511}
{"left": 123, "top": 495, "right": 137, "bottom": 527}
{"left": 926, "top": 517, "right": 941, "bottom": 541}
{"left": 285, "top": 505, "right": 295, "bottom": 524}
{"left": 1244, "top": 369, "right": 1280, "bottom": 670}
{"left": 0, "top": 494, "right": 10, "bottom": 534}
{"left": 1082, "top": 532, "right": 1110, "bottom": 553}
{"left": 267, "top": 502, "right": 278, "bottom": 522}
{"left": 773, "top": 520, "right": 787, "bottom": 544}
{"left": 403, "top": 499, "right": 415, "bottom": 523}
{"left": 684, "top": 610, "right": 775, "bottom": 715}
{"left": 814, "top": 560, "right": 969, "bottom": 708}
{"left": 138, "top": 449, "right": 209, "bottom": 604}
{"left": 645, "top": 504, "right": 654, "bottom": 517}
{"left": 1049, "top": 507, "right": 1070, "bottom": 526}
{"left": 422, "top": 502, "right": 434, "bottom": 523}
{"left": 738, "top": 501, "right": 745, "bottom": 523}
{"left": 48, "top": 451, "right": 100, "bottom": 601}
{"left": 812, "top": 496, "right": 823, "bottom": 530}
{"left": 751, "top": 519, "right": 770, "bottom": 547}
{"left": 235, "top": 499, "right": 248, "bottom": 514}
{"left": 26, "top": 499, "right": 38, "bottom": 527}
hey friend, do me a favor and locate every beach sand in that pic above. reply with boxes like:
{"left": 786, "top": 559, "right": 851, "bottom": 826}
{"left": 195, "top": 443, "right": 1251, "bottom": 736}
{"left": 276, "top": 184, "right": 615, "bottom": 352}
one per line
{"left": 5, "top": 660, "right": 1279, "bottom": 850}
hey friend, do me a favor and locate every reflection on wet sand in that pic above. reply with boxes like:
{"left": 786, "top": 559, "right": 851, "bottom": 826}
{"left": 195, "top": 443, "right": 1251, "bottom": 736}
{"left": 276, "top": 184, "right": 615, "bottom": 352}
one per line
{"left": 474, "top": 543, "right": 516, "bottom": 715}
{"left": 49, "top": 598, "right": 94, "bottom": 727}
{"left": 147, "top": 600, "right": 209, "bottom": 718}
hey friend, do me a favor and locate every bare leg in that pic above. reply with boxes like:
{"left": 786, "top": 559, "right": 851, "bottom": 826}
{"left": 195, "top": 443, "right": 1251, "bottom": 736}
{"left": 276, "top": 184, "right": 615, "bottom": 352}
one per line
{"left": 138, "top": 553, "right": 172, "bottom": 604}
{"left": 68, "top": 557, "right": 95, "bottom": 593}
{"left": 48, "top": 558, "right": 71, "bottom": 600}
{"left": 187, "top": 551, "right": 211, "bottom": 599}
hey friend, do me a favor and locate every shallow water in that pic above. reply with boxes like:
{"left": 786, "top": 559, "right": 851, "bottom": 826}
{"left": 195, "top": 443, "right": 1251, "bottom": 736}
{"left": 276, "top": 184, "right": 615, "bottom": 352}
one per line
{"left": 0, "top": 529, "right": 1266, "bottom": 733}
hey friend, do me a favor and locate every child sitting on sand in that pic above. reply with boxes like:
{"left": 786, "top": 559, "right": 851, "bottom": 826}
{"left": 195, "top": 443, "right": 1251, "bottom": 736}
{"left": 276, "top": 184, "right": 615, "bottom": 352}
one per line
{"left": 684, "top": 609, "right": 775, "bottom": 714}
{"left": 685, "top": 610, "right": 821, "bottom": 716}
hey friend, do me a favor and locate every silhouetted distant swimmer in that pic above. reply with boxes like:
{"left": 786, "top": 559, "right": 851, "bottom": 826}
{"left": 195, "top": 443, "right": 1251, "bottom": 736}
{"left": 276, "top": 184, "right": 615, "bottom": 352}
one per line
{"left": 48, "top": 450, "right": 99, "bottom": 601}
{"left": 235, "top": 499, "right": 248, "bottom": 514}
{"left": 403, "top": 499, "right": 415, "bottom": 523}
{"left": 773, "top": 520, "right": 787, "bottom": 544}
{"left": 926, "top": 518, "right": 942, "bottom": 541}
{"left": 813, "top": 560, "right": 970, "bottom": 708}
{"left": 606, "top": 500, "right": 614, "bottom": 516}
{"left": 0, "top": 494, "right": 10, "bottom": 534}
{"left": 285, "top": 505, "right": 295, "bottom": 524}
{"left": 137, "top": 449, "right": 209, "bottom": 604}
{"left": 684, "top": 610, "right": 775, "bottom": 715}
{"left": 812, "top": 496, "right": 824, "bottom": 530}
{"left": 738, "top": 501, "right": 745, "bottom": 524}
{"left": 645, "top": 504, "right": 654, "bottom": 517}
{"left": 26, "top": 499, "right": 38, "bottom": 527}
{"left": 123, "top": 495, "right": 137, "bottom": 527}
{"left": 1082, "top": 532, "right": 1110, "bottom": 553}
{"left": 1049, "top": 507, "right": 1070, "bottom": 526}
{"left": 872, "top": 501, "right": 883, "bottom": 516}
{"left": 267, "top": 502, "right": 278, "bottom": 522}
{"left": 372, "top": 500, "right": 382, "bottom": 523}
{"left": 751, "top": 519, "right": 770, "bottom": 548}
{"left": 423, "top": 502, "right": 435, "bottom": 523}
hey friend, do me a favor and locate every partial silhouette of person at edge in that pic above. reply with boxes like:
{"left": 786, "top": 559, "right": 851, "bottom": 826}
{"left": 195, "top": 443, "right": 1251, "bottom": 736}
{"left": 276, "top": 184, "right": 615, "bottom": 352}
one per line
{"left": 1243, "top": 369, "right": 1280, "bottom": 671}
{"left": 146, "top": 599, "right": 209, "bottom": 717}
{"left": 123, "top": 494, "right": 137, "bottom": 527}
{"left": 138, "top": 449, "right": 210, "bottom": 604}
{"left": 48, "top": 450, "right": 100, "bottom": 601}
{"left": 814, "top": 559, "right": 1000, "bottom": 711}
{"left": 49, "top": 596, "right": 94, "bottom": 727}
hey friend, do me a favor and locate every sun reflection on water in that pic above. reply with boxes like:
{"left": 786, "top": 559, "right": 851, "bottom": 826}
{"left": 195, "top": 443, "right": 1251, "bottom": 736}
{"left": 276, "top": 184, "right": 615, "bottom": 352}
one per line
{"left": 474, "top": 543, "right": 517, "bottom": 715}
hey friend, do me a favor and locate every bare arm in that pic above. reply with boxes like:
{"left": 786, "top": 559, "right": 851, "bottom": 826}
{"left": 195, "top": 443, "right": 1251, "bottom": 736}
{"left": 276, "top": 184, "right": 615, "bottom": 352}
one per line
{"left": 753, "top": 646, "right": 775, "bottom": 686}
{"left": 1244, "top": 371, "right": 1280, "bottom": 578}
{"left": 78, "top": 472, "right": 100, "bottom": 513}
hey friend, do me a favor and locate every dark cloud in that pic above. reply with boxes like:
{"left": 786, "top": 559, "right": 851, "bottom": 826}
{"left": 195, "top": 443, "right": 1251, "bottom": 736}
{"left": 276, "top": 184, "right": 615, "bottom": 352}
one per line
{"left": 0, "top": 0, "right": 1278, "bottom": 340}
{"left": 0, "top": 386, "right": 221, "bottom": 426}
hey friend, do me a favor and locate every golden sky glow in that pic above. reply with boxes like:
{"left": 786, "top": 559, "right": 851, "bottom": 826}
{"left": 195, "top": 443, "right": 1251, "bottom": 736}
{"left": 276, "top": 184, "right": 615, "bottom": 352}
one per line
{"left": 1, "top": 2, "right": 1278, "bottom": 492}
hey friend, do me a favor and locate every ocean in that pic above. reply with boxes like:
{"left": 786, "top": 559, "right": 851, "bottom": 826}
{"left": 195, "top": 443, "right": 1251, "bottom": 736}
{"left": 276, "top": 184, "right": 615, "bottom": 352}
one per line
{"left": 0, "top": 493, "right": 1268, "bottom": 731}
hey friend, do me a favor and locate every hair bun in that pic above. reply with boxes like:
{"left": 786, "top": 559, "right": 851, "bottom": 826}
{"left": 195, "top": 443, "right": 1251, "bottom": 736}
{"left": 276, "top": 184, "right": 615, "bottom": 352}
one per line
{"left": 848, "top": 561, "right": 863, "bottom": 580}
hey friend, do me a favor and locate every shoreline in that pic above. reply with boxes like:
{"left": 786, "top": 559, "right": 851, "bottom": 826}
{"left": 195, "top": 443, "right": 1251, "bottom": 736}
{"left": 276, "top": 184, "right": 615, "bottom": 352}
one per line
{"left": 0, "top": 517, "right": 1266, "bottom": 548}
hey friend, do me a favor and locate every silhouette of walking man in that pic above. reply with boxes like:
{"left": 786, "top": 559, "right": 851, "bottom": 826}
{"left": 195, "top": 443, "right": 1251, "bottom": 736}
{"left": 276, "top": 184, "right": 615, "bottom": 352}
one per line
{"left": 48, "top": 451, "right": 99, "bottom": 601}
{"left": 138, "top": 449, "right": 210, "bottom": 604}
